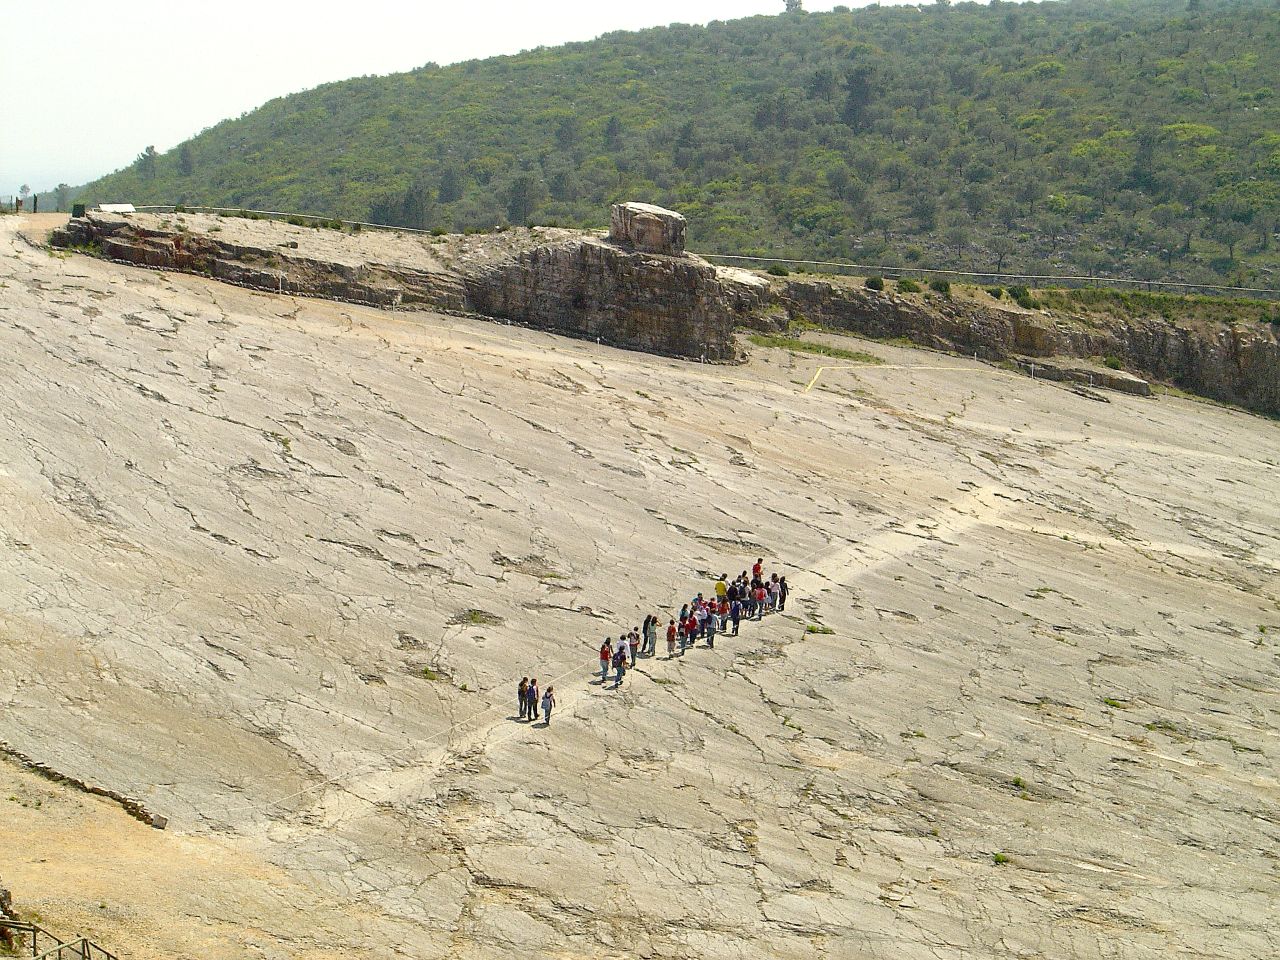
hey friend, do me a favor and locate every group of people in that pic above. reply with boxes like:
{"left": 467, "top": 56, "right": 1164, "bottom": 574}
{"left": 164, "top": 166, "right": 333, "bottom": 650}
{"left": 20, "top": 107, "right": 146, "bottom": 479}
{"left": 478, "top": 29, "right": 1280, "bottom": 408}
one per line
{"left": 597, "top": 558, "right": 790, "bottom": 688}
{"left": 514, "top": 558, "right": 791, "bottom": 719}
{"left": 516, "top": 677, "right": 556, "bottom": 724}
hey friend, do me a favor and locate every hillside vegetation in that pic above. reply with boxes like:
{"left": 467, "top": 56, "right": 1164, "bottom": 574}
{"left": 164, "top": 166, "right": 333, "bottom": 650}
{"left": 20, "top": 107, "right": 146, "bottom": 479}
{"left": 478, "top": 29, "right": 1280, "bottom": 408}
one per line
{"left": 78, "top": 0, "right": 1280, "bottom": 288}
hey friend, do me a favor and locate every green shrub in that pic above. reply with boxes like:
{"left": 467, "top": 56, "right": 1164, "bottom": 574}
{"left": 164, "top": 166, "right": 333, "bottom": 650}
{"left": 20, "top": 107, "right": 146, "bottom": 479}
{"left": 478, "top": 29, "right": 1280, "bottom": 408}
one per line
{"left": 904, "top": 245, "right": 924, "bottom": 262}
{"left": 865, "top": 275, "right": 885, "bottom": 290}
{"left": 1008, "top": 284, "right": 1039, "bottom": 309}
{"left": 286, "top": 215, "right": 306, "bottom": 226}
{"left": 766, "top": 264, "right": 790, "bottom": 276}
{"left": 987, "top": 286, "right": 1004, "bottom": 299}
{"left": 1103, "top": 356, "right": 1123, "bottom": 370}
{"left": 173, "top": 204, "right": 187, "bottom": 213}
{"left": 929, "top": 278, "right": 951, "bottom": 295}
{"left": 431, "top": 227, "right": 448, "bottom": 236}
{"left": 898, "top": 278, "right": 922, "bottom": 293}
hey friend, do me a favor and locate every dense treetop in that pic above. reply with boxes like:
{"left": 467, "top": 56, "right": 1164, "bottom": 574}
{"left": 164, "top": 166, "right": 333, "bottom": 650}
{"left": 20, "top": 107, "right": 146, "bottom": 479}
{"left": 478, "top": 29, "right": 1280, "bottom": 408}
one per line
{"left": 78, "top": 0, "right": 1280, "bottom": 287}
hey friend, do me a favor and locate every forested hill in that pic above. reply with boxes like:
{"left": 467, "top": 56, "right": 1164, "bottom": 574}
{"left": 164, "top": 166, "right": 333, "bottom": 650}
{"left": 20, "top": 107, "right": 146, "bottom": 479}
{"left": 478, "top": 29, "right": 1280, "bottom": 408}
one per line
{"left": 80, "top": 0, "right": 1280, "bottom": 287}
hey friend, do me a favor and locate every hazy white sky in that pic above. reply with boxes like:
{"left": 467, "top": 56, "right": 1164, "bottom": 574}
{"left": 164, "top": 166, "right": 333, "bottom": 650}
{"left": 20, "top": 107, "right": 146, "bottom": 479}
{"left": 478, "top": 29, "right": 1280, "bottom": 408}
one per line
{"left": 1, "top": 0, "right": 866, "bottom": 193}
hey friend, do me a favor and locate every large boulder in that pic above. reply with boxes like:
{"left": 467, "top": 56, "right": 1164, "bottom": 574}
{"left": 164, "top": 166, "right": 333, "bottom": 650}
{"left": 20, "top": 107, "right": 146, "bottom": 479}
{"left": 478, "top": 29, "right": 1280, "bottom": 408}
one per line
{"left": 609, "top": 202, "right": 686, "bottom": 255}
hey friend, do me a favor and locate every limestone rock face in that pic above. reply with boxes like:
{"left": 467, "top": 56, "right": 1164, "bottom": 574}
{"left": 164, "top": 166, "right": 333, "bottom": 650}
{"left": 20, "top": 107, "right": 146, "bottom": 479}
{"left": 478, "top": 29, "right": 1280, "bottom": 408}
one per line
{"left": 49, "top": 211, "right": 1280, "bottom": 412}
{"left": 609, "top": 202, "right": 687, "bottom": 255}
{"left": 775, "top": 277, "right": 1280, "bottom": 414}
{"left": 463, "top": 236, "right": 766, "bottom": 361}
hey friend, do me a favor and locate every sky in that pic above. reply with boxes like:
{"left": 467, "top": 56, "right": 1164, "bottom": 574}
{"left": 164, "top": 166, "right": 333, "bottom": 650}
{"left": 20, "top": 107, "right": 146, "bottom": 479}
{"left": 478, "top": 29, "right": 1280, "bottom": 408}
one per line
{"left": 0, "top": 0, "right": 869, "bottom": 194}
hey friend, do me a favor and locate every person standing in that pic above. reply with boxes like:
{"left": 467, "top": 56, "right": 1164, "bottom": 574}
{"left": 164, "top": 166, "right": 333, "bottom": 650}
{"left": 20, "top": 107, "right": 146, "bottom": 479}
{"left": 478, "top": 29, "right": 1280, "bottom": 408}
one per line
{"left": 755, "top": 583, "right": 767, "bottom": 619}
{"left": 599, "top": 639, "right": 612, "bottom": 684}
{"left": 706, "top": 611, "right": 717, "bottom": 649}
{"left": 518, "top": 677, "right": 529, "bottom": 720}
{"left": 666, "top": 619, "right": 677, "bottom": 658}
{"left": 778, "top": 576, "right": 789, "bottom": 611}
{"left": 753, "top": 558, "right": 764, "bottom": 581}
{"left": 629, "top": 626, "right": 640, "bottom": 667}
{"left": 527, "top": 678, "right": 540, "bottom": 720}
{"left": 541, "top": 686, "right": 556, "bottom": 724}
{"left": 730, "top": 598, "right": 742, "bottom": 635}
{"left": 613, "top": 647, "right": 627, "bottom": 687}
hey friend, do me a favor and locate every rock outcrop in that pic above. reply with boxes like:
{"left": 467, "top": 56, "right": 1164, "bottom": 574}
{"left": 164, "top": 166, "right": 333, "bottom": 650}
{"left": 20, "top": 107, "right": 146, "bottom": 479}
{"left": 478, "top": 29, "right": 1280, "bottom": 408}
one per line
{"left": 774, "top": 277, "right": 1279, "bottom": 414}
{"left": 608, "top": 202, "right": 687, "bottom": 254}
{"left": 51, "top": 209, "right": 1280, "bottom": 414}
{"left": 462, "top": 234, "right": 765, "bottom": 361}
{"left": 53, "top": 209, "right": 755, "bottom": 361}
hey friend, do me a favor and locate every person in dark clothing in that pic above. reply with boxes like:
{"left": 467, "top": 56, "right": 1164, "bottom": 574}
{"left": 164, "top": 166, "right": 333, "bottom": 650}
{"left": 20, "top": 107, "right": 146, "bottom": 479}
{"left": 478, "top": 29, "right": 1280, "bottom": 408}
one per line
{"left": 518, "top": 677, "right": 529, "bottom": 720}
{"left": 778, "top": 576, "right": 789, "bottom": 611}
{"left": 730, "top": 599, "right": 742, "bottom": 635}
{"left": 527, "top": 678, "right": 540, "bottom": 720}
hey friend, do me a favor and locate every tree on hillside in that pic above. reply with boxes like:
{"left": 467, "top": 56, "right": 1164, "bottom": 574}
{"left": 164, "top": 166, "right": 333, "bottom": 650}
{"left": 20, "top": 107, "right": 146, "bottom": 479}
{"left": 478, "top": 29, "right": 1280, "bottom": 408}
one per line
{"left": 505, "top": 171, "right": 546, "bottom": 226}
{"left": 135, "top": 146, "right": 158, "bottom": 180}
{"left": 807, "top": 67, "right": 837, "bottom": 102}
{"left": 53, "top": 184, "right": 71, "bottom": 212}
{"left": 178, "top": 143, "right": 196, "bottom": 177}
{"left": 437, "top": 165, "right": 464, "bottom": 204}
{"left": 604, "top": 116, "right": 623, "bottom": 150}
{"left": 841, "top": 65, "right": 875, "bottom": 130}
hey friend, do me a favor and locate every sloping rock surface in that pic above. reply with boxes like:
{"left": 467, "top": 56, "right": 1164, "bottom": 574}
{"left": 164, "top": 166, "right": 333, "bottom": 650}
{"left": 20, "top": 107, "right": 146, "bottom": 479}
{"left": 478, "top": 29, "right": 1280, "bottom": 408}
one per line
{"left": 5, "top": 214, "right": 1280, "bottom": 960}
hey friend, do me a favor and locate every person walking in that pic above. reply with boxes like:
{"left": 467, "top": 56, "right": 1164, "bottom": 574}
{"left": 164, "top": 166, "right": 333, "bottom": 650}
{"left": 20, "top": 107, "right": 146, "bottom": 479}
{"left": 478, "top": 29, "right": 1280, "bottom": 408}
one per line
{"left": 599, "top": 639, "right": 612, "bottom": 684}
{"left": 730, "top": 598, "right": 742, "bottom": 635}
{"left": 753, "top": 558, "right": 764, "bottom": 581}
{"left": 541, "top": 686, "right": 556, "bottom": 724}
{"left": 527, "top": 678, "right": 540, "bottom": 721}
{"left": 754, "top": 583, "right": 767, "bottom": 620}
{"left": 666, "top": 618, "right": 677, "bottom": 658}
{"left": 613, "top": 647, "right": 627, "bottom": 687}
{"left": 518, "top": 677, "right": 529, "bottom": 720}
{"left": 778, "top": 576, "right": 789, "bottom": 611}
{"left": 706, "top": 611, "right": 717, "bottom": 649}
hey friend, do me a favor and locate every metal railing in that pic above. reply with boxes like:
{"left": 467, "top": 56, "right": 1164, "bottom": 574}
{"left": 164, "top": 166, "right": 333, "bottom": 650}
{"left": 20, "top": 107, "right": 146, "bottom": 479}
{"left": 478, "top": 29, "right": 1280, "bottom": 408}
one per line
{"left": 0, "top": 920, "right": 118, "bottom": 960}
{"left": 700, "top": 252, "right": 1280, "bottom": 301}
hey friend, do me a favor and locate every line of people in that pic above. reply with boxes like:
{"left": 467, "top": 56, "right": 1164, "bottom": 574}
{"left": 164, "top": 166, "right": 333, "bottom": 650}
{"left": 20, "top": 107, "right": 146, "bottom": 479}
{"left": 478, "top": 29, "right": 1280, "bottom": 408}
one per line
{"left": 598, "top": 558, "right": 790, "bottom": 689}
{"left": 516, "top": 677, "right": 556, "bottom": 724}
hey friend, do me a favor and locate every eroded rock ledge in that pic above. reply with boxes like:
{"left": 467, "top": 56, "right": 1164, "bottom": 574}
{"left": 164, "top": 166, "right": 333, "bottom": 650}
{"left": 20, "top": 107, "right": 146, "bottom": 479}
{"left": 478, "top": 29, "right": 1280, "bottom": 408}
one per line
{"left": 53, "top": 207, "right": 764, "bottom": 362}
{"left": 52, "top": 207, "right": 1280, "bottom": 414}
